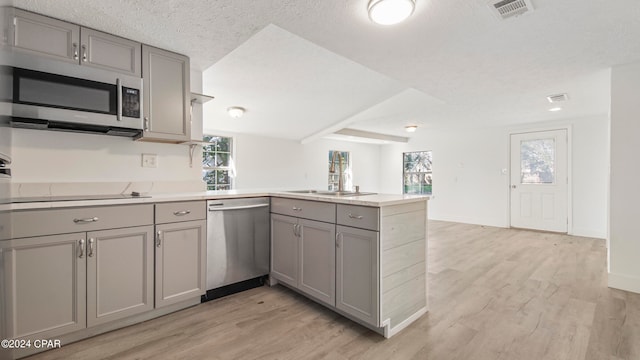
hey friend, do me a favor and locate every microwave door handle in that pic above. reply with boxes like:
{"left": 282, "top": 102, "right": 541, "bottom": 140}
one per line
{"left": 116, "top": 78, "right": 122, "bottom": 122}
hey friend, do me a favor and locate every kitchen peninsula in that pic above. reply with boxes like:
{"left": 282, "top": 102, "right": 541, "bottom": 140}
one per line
{"left": 0, "top": 187, "right": 428, "bottom": 359}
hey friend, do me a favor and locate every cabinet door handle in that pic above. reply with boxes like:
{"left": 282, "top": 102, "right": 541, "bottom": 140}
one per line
{"left": 335, "top": 232, "right": 342, "bottom": 248}
{"left": 81, "top": 44, "right": 87, "bottom": 62}
{"left": 173, "top": 210, "right": 191, "bottom": 216}
{"left": 348, "top": 214, "right": 364, "bottom": 220}
{"left": 144, "top": 117, "right": 149, "bottom": 131}
{"left": 156, "top": 231, "right": 162, "bottom": 247}
{"left": 74, "top": 217, "right": 99, "bottom": 224}
{"left": 88, "top": 238, "right": 95, "bottom": 257}
{"left": 292, "top": 224, "right": 298, "bottom": 237}
{"left": 78, "top": 239, "right": 85, "bottom": 258}
{"left": 292, "top": 206, "right": 302, "bottom": 212}
{"left": 72, "top": 43, "right": 78, "bottom": 60}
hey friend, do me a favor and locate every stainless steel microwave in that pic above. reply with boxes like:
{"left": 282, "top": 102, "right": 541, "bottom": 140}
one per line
{"left": 0, "top": 54, "right": 143, "bottom": 137}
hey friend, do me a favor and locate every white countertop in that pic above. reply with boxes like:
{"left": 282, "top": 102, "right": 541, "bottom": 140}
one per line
{"left": 1, "top": 189, "right": 429, "bottom": 211}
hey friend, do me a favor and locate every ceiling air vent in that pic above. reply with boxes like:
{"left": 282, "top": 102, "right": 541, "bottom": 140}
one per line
{"left": 488, "top": 0, "right": 534, "bottom": 20}
{"left": 547, "top": 93, "right": 569, "bottom": 103}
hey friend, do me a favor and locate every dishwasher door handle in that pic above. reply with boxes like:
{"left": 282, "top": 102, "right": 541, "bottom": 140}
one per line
{"left": 208, "top": 203, "right": 270, "bottom": 211}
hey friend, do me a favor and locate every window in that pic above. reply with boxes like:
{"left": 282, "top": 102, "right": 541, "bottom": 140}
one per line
{"left": 328, "top": 150, "right": 352, "bottom": 191}
{"left": 202, "top": 135, "right": 234, "bottom": 190}
{"left": 520, "top": 138, "right": 555, "bottom": 184}
{"left": 403, "top": 151, "right": 432, "bottom": 195}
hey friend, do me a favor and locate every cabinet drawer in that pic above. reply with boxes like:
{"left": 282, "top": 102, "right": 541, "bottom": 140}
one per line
{"left": 155, "top": 201, "right": 206, "bottom": 224}
{"left": 9, "top": 204, "right": 154, "bottom": 240}
{"left": 271, "top": 197, "right": 336, "bottom": 223}
{"left": 337, "top": 204, "right": 379, "bottom": 231}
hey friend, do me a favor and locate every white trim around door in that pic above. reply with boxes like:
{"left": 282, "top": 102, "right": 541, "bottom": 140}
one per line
{"left": 509, "top": 128, "right": 570, "bottom": 233}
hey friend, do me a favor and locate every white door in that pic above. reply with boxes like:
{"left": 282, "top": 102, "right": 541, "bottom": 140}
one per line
{"left": 510, "top": 129, "right": 568, "bottom": 232}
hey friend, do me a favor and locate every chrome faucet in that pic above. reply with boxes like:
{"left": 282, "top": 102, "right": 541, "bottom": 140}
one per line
{"left": 329, "top": 151, "right": 344, "bottom": 192}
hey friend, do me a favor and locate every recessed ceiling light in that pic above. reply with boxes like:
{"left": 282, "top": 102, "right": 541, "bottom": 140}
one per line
{"left": 548, "top": 107, "right": 562, "bottom": 112}
{"left": 405, "top": 125, "right": 418, "bottom": 132}
{"left": 368, "top": 0, "right": 416, "bottom": 25}
{"left": 227, "top": 107, "right": 245, "bottom": 118}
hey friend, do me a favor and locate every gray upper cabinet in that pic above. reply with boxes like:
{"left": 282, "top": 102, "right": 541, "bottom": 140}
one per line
{"left": 80, "top": 28, "right": 141, "bottom": 76}
{"left": 10, "top": 8, "right": 80, "bottom": 64}
{"left": 0, "top": 233, "right": 87, "bottom": 341}
{"left": 335, "top": 225, "right": 380, "bottom": 327}
{"left": 86, "top": 226, "right": 154, "bottom": 327}
{"left": 9, "top": 8, "right": 142, "bottom": 76}
{"left": 141, "top": 45, "right": 190, "bottom": 143}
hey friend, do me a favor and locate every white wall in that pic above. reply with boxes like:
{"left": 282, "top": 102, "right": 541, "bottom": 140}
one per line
{"left": 203, "top": 129, "right": 381, "bottom": 191}
{"left": 11, "top": 128, "right": 199, "bottom": 183}
{"left": 379, "top": 116, "right": 609, "bottom": 237}
{"left": 609, "top": 61, "right": 640, "bottom": 293}
{"left": 379, "top": 127, "right": 510, "bottom": 227}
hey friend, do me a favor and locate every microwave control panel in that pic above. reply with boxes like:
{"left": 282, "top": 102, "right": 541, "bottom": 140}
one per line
{"left": 122, "top": 87, "right": 141, "bottom": 118}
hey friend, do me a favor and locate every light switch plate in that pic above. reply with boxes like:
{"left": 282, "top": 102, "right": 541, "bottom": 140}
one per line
{"left": 142, "top": 153, "right": 158, "bottom": 168}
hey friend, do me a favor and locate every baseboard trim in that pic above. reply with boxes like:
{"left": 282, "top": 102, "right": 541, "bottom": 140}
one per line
{"left": 608, "top": 272, "right": 640, "bottom": 294}
{"left": 570, "top": 228, "right": 606, "bottom": 239}
{"left": 382, "top": 307, "right": 428, "bottom": 339}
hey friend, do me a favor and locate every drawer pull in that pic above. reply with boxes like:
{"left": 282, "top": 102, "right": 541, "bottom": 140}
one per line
{"left": 78, "top": 239, "right": 85, "bottom": 258}
{"left": 292, "top": 206, "right": 303, "bottom": 212}
{"left": 88, "top": 238, "right": 95, "bottom": 257}
{"left": 173, "top": 210, "right": 191, "bottom": 216}
{"left": 74, "top": 217, "right": 99, "bottom": 224}
{"left": 348, "top": 214, "right": 364, "bottom": 220}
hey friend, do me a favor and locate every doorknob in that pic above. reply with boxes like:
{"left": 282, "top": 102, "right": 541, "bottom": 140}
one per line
{"left": 511, "top": 185, "right": 517, "bottom": 189}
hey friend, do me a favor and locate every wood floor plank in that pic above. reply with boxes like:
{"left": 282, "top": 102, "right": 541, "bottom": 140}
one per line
{"left": 25, "top": 221, "right": 640, "bottom": 360}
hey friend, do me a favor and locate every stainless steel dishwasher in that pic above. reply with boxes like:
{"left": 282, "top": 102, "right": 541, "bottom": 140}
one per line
{"left": 204, "top": 197, "right": 270, "bottom": 301}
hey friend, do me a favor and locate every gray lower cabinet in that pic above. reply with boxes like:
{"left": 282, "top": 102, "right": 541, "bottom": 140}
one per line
{"left": 270, "top": 213, "right": 336, "bottom": 307}
{"left": 86, "top": 226, "right": 154, "bottom": 327}
{"left": 141, "top": 45, "right": 190, "bottom": 142}
{"left": 155, "top": 220, "right": 206, "bottom": 308}
{"left": 336, "top": 225, "right": 380, "bottom": 327}
{"left": 270, "top": 214, "right": 298, "bottom": 287}
{"left": 0, "top": 225, "right": 155, "bottom": 344}
{"left": 0, "top": 233, "right": 87, "bottom": 341}
{"left": 298, "top": 218, "right": 336, "bottom": 306}
{"left": 7, "top": 8, "right": 142, "bottom": 75}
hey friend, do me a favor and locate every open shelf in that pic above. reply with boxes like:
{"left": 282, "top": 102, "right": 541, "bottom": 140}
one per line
{"left": 190, "top": 93, "right": 214, "bottom": 104}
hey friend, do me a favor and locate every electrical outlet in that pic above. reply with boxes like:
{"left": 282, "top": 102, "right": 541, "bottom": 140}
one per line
{"left": 142, "top": 153, "right": 158, "bottom": 168}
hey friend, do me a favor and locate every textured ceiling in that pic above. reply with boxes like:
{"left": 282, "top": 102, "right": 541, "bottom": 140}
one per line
{"left": 12, "top": 0, "right": 640, "bottom": 139}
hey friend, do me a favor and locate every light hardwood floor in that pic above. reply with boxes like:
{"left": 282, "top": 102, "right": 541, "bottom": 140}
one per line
{"left": 27, "top": 221, "right": 640, "bottom": 360}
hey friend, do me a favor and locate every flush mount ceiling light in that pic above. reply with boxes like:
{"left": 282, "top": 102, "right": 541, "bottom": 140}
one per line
{"left": 368, "top": 0, "right": 416, "bottom": 25}
{"left": 405, "top": 125, "right": 418, "bottom": 133}
{"left": 548, "top": 107, "right": 562, "bottom": 112}
{"left": 227, "top": 107, "right": 245, "bottom": 119}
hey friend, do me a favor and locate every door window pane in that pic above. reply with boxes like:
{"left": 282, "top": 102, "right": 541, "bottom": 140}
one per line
{"left": 520, "top": 139, "right": 555, "bottom": 184}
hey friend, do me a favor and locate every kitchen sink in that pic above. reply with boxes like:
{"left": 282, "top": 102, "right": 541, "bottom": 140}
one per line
{"left": 285, "top": 190, "right": 377, "bottom": 197}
